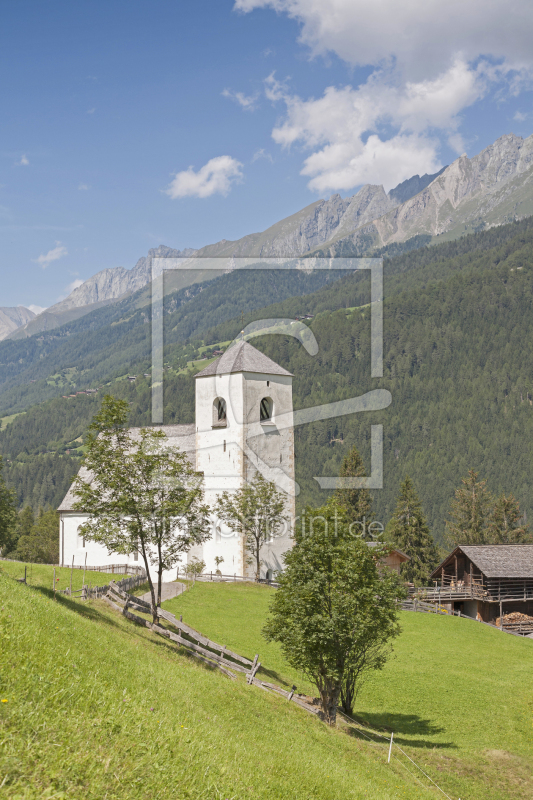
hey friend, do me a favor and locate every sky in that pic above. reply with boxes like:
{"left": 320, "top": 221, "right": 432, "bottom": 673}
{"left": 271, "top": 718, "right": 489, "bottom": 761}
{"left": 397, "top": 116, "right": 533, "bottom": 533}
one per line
{"left": 2, "top": 0, "right": 533, "bottom": 310}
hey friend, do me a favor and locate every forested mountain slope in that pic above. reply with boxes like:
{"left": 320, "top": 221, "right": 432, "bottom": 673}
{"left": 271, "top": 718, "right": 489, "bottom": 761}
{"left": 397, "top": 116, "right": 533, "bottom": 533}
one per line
{"left": 3, "top": 217, "right": 533, "bottom": 541}
{"left": 2, "top": 216, "right": 533, "bottom": 418}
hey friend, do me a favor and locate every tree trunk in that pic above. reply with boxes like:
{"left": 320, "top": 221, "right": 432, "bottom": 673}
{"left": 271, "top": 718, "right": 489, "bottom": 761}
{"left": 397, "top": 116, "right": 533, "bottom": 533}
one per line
{"left": 318, "top": 681, "right": 341, "bottom": 726}
{"left": 157, "top": 548, "right": 163, "bottom": 607}
{"left": 140, "top": 543, "right": 158, "bottom": 624}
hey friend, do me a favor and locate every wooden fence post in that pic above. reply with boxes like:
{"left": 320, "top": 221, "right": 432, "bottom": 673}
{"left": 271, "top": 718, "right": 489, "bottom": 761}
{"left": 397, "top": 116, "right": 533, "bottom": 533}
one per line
{"left": 82, "top": 552, "right": 87, "bottom": 599}
{"left": 53, "top": 567, "right": 56, "bottom": 599}
{"left": 70, "top": 555, "right": 74, "bottom": 597}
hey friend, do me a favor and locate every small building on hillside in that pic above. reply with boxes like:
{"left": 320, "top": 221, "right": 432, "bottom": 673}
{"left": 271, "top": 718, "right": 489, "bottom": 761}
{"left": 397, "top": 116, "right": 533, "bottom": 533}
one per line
{"left": 427, "top": 545, "right": 533, "bottom": 628}
{"left": 367, "top": 542, "right": 410, "bottom": 574}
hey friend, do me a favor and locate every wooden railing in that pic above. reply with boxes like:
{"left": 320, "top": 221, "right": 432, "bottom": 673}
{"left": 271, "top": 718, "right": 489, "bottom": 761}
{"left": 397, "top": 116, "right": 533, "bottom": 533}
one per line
{"left": 103, "top": 582, "right": 320, "bottom": 716}
{"left": 410, "top": 577, "right": 533, "bottom": 603}
{"left": 177, "top": 569, "right": 279, "bottom": 587}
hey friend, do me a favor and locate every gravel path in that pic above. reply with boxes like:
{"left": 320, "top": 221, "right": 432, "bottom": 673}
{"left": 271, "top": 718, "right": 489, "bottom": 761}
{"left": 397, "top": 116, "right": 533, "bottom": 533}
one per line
{"left": 140, "top": 582, "right": 186, "bottom": 603}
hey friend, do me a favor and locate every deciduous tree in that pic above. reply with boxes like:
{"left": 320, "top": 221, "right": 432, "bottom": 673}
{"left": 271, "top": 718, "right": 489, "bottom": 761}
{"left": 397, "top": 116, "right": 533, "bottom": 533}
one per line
{"left": 14, "top": 507, "right": 59, "bottom": 564}
{"left": 263, "top": 503, "right": 401, "bottom": 725}
{"left": 73, "top": 395, "right": 211, "bottom": 621}
{"left": 216, "top": 473, "right": 288, "bottom": 580}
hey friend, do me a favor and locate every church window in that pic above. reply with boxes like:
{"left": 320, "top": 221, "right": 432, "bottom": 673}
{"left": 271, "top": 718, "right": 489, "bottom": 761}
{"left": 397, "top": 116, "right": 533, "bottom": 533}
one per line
{"left": 260, "top": 397, "right": 273, "bottom": 422}
{"left": 213, "top": 397, "right": 227, "bottom": 427}
{"left": 223, "top": 440, "right": 226, "bottom": 452}
{"left": 267, "top": 380, "right": 269, "bottom": 387}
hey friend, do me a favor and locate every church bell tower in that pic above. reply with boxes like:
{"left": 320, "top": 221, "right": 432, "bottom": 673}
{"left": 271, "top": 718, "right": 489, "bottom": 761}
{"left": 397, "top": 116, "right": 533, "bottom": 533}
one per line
{"left": 191, "top": 340, "right": 295, "bottom": 578}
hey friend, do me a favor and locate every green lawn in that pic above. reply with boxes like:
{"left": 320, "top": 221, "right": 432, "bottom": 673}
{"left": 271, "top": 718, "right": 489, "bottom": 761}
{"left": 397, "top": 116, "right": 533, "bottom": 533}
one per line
{"left": 0, "top": 560, "right": 132, "bottom": 594}
{"left": 163, "top": 580, "right": 533, "bottom": 800}
{"left": 0, "top": 572, "right": 439, "bottom": 800}
{"left": 1, "top": 573, "right": 532, "bottom": 799}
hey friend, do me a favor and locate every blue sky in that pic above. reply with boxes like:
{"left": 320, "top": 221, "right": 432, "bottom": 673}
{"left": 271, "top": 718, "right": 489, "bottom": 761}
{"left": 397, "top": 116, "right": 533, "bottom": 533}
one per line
{"left": 2, "top": 0, "right": 533, "bottom": 309}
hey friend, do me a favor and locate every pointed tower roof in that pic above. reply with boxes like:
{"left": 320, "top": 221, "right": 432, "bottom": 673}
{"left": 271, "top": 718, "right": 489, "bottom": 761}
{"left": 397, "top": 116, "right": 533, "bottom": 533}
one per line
{"left": 194, "top": 340, "right": 293, "bottom": 378}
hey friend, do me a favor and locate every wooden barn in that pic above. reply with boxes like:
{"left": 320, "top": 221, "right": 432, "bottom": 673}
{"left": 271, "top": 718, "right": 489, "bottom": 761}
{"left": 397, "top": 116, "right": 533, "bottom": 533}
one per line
{"left": 367, "top": 542, "right": 410, "bottom": 574}
{"left": 427, "top": 545, "right": 533, "bottom": 632}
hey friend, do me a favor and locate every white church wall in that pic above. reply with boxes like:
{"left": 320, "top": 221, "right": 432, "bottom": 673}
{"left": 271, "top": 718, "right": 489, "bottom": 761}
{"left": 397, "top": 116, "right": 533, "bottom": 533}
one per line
{"left": 58, "top": 347, "right": 297, "bottom": 584}
{"left": 60, "top": 512, "right": 141, "bottom": 572}
{"left": 190, "top": 369, "right": 295, "bottom": 579}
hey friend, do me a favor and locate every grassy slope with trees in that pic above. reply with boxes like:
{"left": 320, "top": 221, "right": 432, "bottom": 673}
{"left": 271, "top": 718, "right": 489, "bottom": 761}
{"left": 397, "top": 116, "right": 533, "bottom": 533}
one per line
{"left": 1, "top": 572, "right": 434, "bottom": 800}
{"left": 1, "top": 572, "right": 532, "bottom": 799}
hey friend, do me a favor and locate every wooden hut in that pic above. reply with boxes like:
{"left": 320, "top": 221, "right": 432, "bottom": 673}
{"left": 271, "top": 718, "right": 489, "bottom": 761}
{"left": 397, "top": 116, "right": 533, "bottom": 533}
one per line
{"left": 427, "top": 545, "right": 533, "bottom": 630}
{"left": 367, "top": 542, "right": 410, "bottom": 574}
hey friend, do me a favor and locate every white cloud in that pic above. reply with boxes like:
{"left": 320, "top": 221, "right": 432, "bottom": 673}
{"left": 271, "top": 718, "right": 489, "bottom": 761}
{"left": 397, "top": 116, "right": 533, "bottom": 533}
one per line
{"left": 514, "top": 110, "right": 528, "bottom": 121}
{"left": 164, "top": 156, "right": 244, "bottom": 199}
{"left": 78, "top": 183, "right": 90, "bottom": 190}
{"left": 15, "top": 154, "right": 29, "bottom": 166}
{"left": 235, "top": 0, "right": 533, "bottom": 80}
{"left": 64, "top": 279, "right": 84, "bottom": 294}
{"left": 265, "top": 60, "right": 487, "bottom": 192}
{"left": 252, "top": 148, "right": 274, "bottom": 163}
{"left": 222, "top": 88, "right": 258, "bottom": 111}
{"left": 33, "top": 242, "right": 68, "bottom": 269}
{"left": 27, "top": 304, "right": 47, "bottom": 315}
{"left": 55, "top": 278, "right": 85, "bottom": 302}
{"left": 238, "top": 1, "right": 533, "bottom": 193}
{"left": 87, "top": 108, "right": 96, "bottom": 114}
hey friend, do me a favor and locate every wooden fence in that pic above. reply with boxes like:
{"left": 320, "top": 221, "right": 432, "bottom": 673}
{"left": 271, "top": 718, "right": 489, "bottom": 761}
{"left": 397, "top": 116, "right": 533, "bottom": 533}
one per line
{"left": 401, "top": 598, "right": 533, "bottom": 637}
{"left": 60, "top": 572, "right": 147, "bottom": 600}
{"left": 178, "top": 569, "right": 279, "bottom": 588}
{"left": 65, "top": 563, "right": 146, "bottom": 575}
{"left": 103, "top": 581, "right": 320, "bottom": 715}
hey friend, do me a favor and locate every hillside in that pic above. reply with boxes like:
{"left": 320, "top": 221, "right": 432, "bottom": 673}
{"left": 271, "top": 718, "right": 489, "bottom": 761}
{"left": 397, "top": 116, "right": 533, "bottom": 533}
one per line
{"left": 0, "top": 571, "right": 435, "bottom": 800}
{"left": 2, "top": 215, "right": 533, "bottom": 418}
{"left": 1, "top": 572, "right": 531, "bottom": 799}
{"left": 5, "top": 218, "right": 533, "bottom": 536}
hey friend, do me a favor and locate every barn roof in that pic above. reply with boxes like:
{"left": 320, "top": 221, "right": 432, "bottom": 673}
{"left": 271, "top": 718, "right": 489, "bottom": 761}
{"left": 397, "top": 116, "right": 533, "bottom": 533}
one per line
{"left": 366, "top": 541, "right": 410, "bottom": 561}
{"left": 194, "top": 340, "right": 293, "bottom": 378}
{"left": 430, "top": 545, "right": 533, "bottom": 579}
{"left": 58, "top": 424, "right": 196, "bottom": 512}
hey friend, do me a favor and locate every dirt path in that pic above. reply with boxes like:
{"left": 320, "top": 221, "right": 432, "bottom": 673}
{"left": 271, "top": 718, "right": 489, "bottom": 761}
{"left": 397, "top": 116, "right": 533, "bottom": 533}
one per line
{"left": 140, "top": 582, "right": 186, "bottom": 603}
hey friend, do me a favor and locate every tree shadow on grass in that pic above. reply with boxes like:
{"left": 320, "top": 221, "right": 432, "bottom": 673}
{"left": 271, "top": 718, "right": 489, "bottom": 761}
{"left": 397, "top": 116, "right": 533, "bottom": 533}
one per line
{"left": 256, "top": 666, "right": 294, "bottom": 689}
{"left": 33, "top": 585, "right": 244, "bottom": 679}
{"left": 344, "top": 711, "right": 456, "bottom": 750}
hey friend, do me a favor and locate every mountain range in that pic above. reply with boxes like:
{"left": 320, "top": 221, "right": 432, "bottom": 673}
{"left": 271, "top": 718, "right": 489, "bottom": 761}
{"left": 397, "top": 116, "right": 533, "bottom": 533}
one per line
{"left": 0, "top": 306, "right": 36, "bottom": 340}
{"left": 6, "top": 130, "right": 533, "bottom": 342}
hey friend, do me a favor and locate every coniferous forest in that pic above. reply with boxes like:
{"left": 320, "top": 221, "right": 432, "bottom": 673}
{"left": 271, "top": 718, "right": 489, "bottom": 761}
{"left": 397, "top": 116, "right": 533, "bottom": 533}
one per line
{"left": 3, "top": 217, "right": 533, "bottom": 543}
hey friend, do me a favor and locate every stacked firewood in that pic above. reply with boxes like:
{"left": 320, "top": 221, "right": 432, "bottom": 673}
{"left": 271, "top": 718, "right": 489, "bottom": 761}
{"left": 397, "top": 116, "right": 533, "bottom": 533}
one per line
{"left": 495, "top": 611, "right": 533, "bottom": 626}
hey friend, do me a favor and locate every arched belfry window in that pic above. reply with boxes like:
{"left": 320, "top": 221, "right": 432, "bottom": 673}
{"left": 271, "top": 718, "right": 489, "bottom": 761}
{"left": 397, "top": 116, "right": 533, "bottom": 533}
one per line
{"left": 260, "top": 397, "right": 273, "bottom": 423}
{"left": 213, "top": 397, "right": 227, "bottom": 427}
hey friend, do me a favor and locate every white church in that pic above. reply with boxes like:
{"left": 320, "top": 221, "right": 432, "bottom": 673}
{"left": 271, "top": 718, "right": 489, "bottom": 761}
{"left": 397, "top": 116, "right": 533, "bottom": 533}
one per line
{"left": 58, "top": 341, "right": 296, "bottom": 581}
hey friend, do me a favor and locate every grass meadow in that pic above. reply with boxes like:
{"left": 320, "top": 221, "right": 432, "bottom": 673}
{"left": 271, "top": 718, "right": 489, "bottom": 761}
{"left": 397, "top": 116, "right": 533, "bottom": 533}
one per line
{"left": 0, "top": 559, "right": 131, "bottom": 594}
{"left": 163, "top": 581, "right": 533, "bottom": 800}
{"left": 0, "top": 569, "right": 531, "bottom": 799}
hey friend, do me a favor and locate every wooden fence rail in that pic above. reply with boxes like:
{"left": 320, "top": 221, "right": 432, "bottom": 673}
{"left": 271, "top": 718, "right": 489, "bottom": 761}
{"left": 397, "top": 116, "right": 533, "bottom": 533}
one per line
{"left": 177, "top": 569, "right": 279, "bottom": 587}
{"left": 102, "top": 581, "right": 319, "bottom": 716}
{"left": 401, "top": 598, "right": 533, "bottom": 637}
{"left": 58, "top": 572, "right": 147, "bottom": 600}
